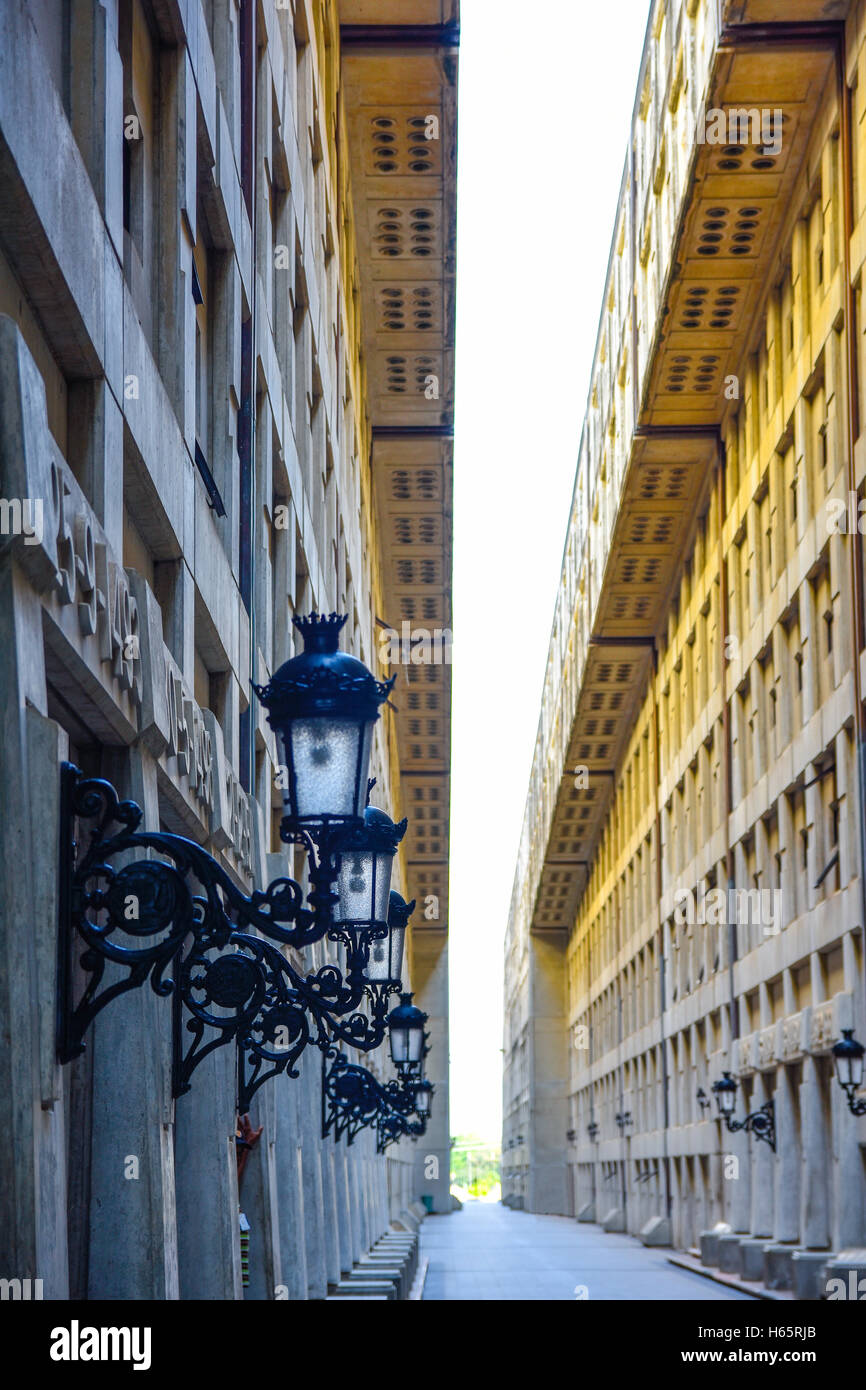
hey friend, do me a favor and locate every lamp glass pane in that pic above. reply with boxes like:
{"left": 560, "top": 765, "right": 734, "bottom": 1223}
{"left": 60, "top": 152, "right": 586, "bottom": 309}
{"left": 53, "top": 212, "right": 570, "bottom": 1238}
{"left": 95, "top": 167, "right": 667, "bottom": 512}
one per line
{"left": 335, "top": 848, "right": 393, "bottom": 930}
{"left": 367, "top": 925, "right": 405, "bottom": 985}
{"left": 284, "top": 718, "right": 372, "bottom": 821}
{"left": 336, "top": 847, "right": 375, "bottom": 923}
{"left": 406, "top": 1023, "right": 424, "bottom": 1064}
{"left": 390, "top": 1025, "right": 410, "bottom": 1066}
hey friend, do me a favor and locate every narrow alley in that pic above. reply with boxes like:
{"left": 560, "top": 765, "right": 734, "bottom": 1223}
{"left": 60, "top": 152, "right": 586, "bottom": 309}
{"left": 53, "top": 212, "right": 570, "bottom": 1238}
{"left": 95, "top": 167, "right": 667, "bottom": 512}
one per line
{"left": 420, "top": 1203, "right": 753, "bottom": 1301}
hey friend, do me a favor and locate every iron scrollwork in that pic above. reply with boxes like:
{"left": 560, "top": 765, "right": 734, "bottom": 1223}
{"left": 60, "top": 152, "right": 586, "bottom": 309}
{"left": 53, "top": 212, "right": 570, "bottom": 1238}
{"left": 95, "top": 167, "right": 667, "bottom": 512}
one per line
{"left": 321, "top": 1050, "right": 430, "bottom": 1153}
{"left": 721, "top": 1100, "right": 776, "bottom": 1151}
{"left": 58, "top": 763, "right": 400, "bottom": 1105}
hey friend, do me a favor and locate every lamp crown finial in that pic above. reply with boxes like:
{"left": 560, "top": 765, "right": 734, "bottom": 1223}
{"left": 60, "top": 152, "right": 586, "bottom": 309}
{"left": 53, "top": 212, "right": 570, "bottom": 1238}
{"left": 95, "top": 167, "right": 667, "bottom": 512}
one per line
{"left": 292, "top": 612, "right": 348, "bottom": 653}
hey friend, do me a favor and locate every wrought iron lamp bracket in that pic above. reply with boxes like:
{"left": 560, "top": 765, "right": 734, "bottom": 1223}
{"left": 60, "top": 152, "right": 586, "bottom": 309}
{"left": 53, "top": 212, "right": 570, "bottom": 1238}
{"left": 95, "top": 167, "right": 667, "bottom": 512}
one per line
{"left": 321, "top": 1050, "right": 430, "bottom": 1151}
{"left": 723, "top": 1100, "right": 776, "bottom": 1151}
{"left": 58, "top": 763, "right": 398, "bottom": 1106}
{"left": 839, "top": 1085, "right": 866, "bottom": 1118}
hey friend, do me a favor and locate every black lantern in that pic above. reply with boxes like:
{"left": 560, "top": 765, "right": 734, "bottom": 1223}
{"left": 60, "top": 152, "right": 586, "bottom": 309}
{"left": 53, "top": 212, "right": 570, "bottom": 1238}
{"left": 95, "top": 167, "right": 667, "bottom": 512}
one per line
{"left": 366, "top": 891, "right": 414, "bottom": 987}
{"left": 711, "top": 1071, "right": 738, "bottom": 1117}
{"left": 334, "top": 807, "right": 407, "bottom": 943}
{"left": 413, "top": 1078, "right": 433, "bottom": 1117}
{"left": 254, "top": 613, "right": 394, "bottom": 834}
{"left": 711, "top": 1070, "right": 775, "bottom": 1150}
{"left": 832, "top": 1030, "right": 866, "bottom": 1116}
{"left": 388, "top": 992, "right": 427, "bottom": 1075}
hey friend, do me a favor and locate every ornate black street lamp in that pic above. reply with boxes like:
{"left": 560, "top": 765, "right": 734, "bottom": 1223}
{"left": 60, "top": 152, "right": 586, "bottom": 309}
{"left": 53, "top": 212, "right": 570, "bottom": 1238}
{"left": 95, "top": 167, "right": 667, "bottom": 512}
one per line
{"left": 710, "top": 1071, "right": 776, "bottom": 1151}
{"left": 696, "top": 1087, "right": 711, "bottom": 1114}
{"left": 587, "top": 1120, "right": 599, "bottom": 1141}
{"left": 366, "top": 892, "right": 413, "bottom": 986}
{"left": 412, "top": 1077, "right": 433, "bottom": 1118}
{"left": 387, "top": 992, "right": 428, "bottom": 1077}
{"left": 615, "top": 1110, "right": 632, "bottom": 1132}
{"left": 57, "top": 613, "right": 410, "bottom": 1110}
{"left": 321, "top": 1050, "right": 433, "bottom": 1151}
{"left": 256, "top": 613, "right": 393, "bottom": 834}
{"left": 832, "top": 1030, "right": 866, "bottom": 1116}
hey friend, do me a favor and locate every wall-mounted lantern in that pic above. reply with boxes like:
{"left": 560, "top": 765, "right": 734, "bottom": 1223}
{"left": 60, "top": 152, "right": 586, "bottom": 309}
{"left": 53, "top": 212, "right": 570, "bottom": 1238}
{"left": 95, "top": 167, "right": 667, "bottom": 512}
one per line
{"left": 710, "top": 1071, "right": 776, "bottom": 1151}
{"left": 321, "top": 1049, "right": 433, "bottom": 1152}
{"left": 387, "top": 992, "right": 428, "bottom": 1077}
{"left": 832, "top": 1030, "right": 866, "bottom": 1116}
{"left": 57, "top": 614, "right": 409, "bottom": 1110}
{"left": 696, "top": 1087, "right": 711, "bottom": 1115}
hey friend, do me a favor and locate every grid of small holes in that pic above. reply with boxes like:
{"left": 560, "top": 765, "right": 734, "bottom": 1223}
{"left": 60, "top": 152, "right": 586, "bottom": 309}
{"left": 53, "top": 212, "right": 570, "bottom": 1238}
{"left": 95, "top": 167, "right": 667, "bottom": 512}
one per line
{"left": 625, "top": 514, "right": 677, "bottom": 545}
{"left": 369, "top": 114, "right": 440, "bottom": 175}
{"left": 388, "top": 468, "right": 439, "bottom": 501}
{"left": 395, "top": 560, "right": 440, "bottom": 584}
{"left": 594, "top": 661, "right": 638, "bottom": 684}
{"left": 635, "top": 467, "right": 690, "bottom": 502}
{"left": 582, "top": 717, "right": 619, "bottom": 737}
{"left": 695, "top": 204, "right": 763, "bottom": 258}
{"left": 384, "top": 353, "right": 439, "bottom": 395}
{"left": 404, "top": 664, "right": 441, "bottom": 685}
{"left": 411, "top": 875, "right": 447, "bottom": 918}
{"left": 408, "top": 786, "right": 446, "bottom": 854}
{"left": 393, "top": 515, "right": 440, "bottom": 546}
{"left": 372, "top": 206, "right": 437, "bottom": 260}
{"left": 400, "top": 596, "right": 442, "bottom": 623}
{"left": 705, "top": 113, "right": 788, "bottom": 174}
{"left": 576, "top": 742, "right": 611, "bottom": 760}
{"left": 376, "top": 285, "right": 438, "bottom": 331}
{"left": 587, "top": 690, "right": 625, "bottom": 712}
{"left": 664, "top": 352, "right": 722, "bottom": 394}
{"left": 618, "top": 555, "right": 664, "bottom": 584}
{"left": 677, "top": 282, "right": 742, "bottom": 327}
{"left": 610, "top": 593, "right": 654, "bottom": 621}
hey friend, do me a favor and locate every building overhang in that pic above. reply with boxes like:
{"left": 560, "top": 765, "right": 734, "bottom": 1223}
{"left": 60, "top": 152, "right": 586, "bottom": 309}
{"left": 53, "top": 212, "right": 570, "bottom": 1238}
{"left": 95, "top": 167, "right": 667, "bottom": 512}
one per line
{"left": 340, "top": 0, "right": 457, "bottom": 937}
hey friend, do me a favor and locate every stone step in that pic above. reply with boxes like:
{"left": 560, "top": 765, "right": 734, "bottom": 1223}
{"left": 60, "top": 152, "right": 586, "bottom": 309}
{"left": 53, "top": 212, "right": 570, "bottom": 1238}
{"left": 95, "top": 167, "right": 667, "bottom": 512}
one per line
{"left": 333, "top": 1280, "right": 397, "bottom": 1299}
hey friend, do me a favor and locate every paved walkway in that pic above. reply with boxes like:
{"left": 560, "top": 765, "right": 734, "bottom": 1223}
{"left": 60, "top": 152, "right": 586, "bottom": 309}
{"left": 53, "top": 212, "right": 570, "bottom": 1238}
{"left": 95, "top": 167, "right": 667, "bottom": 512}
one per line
{"left": 421, "top": 1201, "right": 753, "bottom": 1300}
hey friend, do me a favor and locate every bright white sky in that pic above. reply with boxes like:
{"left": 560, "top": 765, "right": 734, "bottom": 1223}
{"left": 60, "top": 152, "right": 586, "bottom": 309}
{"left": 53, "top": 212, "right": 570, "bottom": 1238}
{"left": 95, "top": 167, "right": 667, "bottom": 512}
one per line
{"left": 448, "top": 0, "right": 653, "bottom": 1141}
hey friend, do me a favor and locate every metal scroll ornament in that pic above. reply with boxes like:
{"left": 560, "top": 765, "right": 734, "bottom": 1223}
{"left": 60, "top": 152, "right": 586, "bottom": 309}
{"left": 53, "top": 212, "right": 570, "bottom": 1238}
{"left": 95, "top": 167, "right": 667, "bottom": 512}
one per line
{"left": 321, "top": 1051, "right": 431, "bottom": 1152}
{"left": 57, "top": 764, "right": 401, "bottom": 1106}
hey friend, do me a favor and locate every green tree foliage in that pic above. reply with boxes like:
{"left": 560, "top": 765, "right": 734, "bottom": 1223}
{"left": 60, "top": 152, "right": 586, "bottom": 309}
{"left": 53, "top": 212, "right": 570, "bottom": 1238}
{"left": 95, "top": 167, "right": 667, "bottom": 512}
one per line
{"left": 450, "top": 1134, "right": 501, "bottom": 1197}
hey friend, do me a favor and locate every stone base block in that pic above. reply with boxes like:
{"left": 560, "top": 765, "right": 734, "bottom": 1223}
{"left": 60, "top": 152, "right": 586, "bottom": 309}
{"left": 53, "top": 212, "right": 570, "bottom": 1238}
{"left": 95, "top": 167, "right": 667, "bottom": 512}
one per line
{"left": 737, "top": 1238, "right": 771, "bottom": 1282}
{"left": 602, "top": 1208, "right": 625, "bottom": 1233}
{"left": 792, "top": 1251, "right": 830, "bottom": 1301}
{"left": 577, "top": 1201, "right": 595, "bottom": 1223}
{"left": 717, "top": 1234, "right": 743, "bottom": 1275}
{"left": 333, "top": 1280, "right": 396, "bottom": 1299}
{"left": 640, "top": 1215, "right": 672, "bottom": 1247}
{"left": 823, "top": 1249, "right": 866, "bottom": 1301}
{"left": 359, "top": 1257, "right": 409, "bottom": 1298}
{"left": 699, "top": 1231, "right": 720, "bottom": 1267}
{"left": 764, "top": 1244, "right": 800, "bottom": 1290}
{"left": 409, "top": 1201, "right": 426, "bottom": 1222}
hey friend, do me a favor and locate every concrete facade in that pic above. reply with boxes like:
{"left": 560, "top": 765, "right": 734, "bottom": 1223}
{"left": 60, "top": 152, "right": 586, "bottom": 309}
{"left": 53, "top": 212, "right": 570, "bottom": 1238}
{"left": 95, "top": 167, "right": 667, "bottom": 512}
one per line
{"left": 0, "top": 0, "right": 456, "bottom": 1299}
{"left": 503, "top": 0, "right": 866, "bottom": 1297}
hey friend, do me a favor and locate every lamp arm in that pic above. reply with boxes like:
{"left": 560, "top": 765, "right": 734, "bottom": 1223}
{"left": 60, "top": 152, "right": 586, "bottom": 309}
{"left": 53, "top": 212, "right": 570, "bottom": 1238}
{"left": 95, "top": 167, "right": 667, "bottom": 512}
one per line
{"left": 59, "top": 763, "right": 398, "bottom": 1108}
